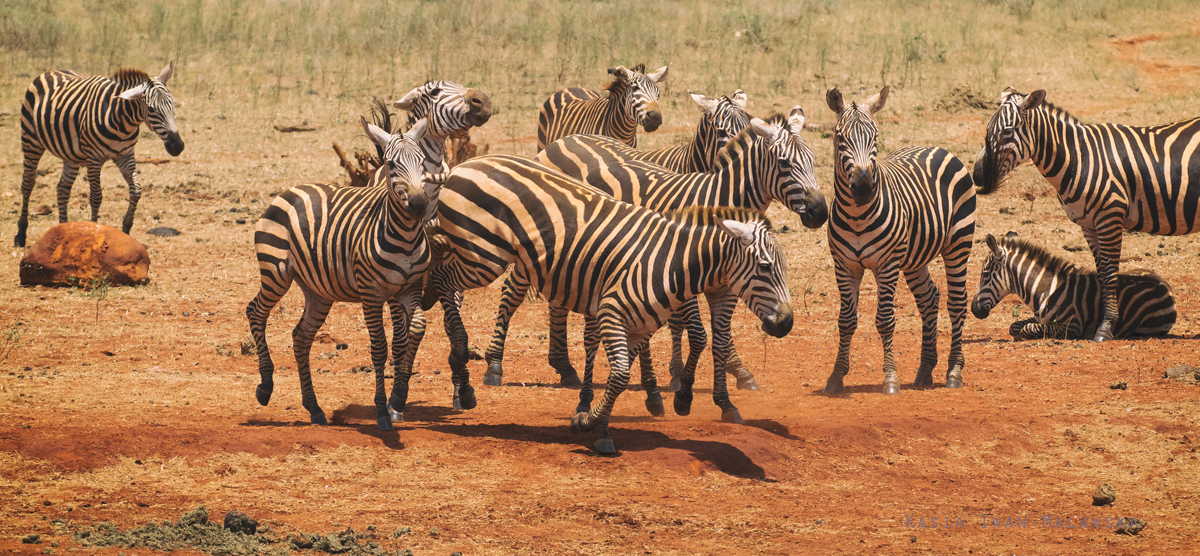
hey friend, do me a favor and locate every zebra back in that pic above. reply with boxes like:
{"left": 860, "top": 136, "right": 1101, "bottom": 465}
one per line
{"left": 537, "top": 64, "right": 668, "bottom": 152}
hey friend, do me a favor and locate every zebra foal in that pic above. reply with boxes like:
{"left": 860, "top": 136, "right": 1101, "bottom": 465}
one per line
{"left": 824, "top": 86, "right": 976, "bottom": 395}
{"left": 16, "top": 63, "right": 184, "bottom": 247}
{"left": 971, "top": 232, "right": 1176, "bottom": 341}
{"left": 973, "top": 87, "right": 1200, "bottom": 342}
{"left": 245, "top": 118, "right": 444, "bottom": 431}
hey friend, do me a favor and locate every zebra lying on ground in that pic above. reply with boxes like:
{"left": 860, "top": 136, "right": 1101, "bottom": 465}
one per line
{"left": 973, "top": 87, "right": 1200, "bottom": 342}
{"left": 531, "top": 109, "right": 824, "bottom": 422}
{"left": 823, "top": 86, "right": 976, "bottom": 395}
{"left": 245, "top": 118, "right": 446, "bottom": 431}
{"left": 537, "top": 63, "right": 668, "bottom": 152}
{"left": 971, "top": 232, "right": 1176, "bottom": 340}
{"left": 419, "top": 154, "right": 792, "bottom": 453}
{"left": 16, "top": 63, "right": 184, "bottom": 247}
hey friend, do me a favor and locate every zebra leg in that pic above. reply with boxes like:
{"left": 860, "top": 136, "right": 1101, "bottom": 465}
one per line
{"left": 114, "top": 154, "right": 142, "bottom": 235}
{"left": 484, "top": 270, "right": 530, "bottom": 386}
{"left": 383, "top": 292, "right": 418, "bottom": 429}
{"left": 671, "top": 297, "right": 708, "bottom": 416}
{"left": 873, "top": 268, "right": 903, "bottom": 395}
{"left": 708, "top": 293, "right": 758, "bottom": 391}
{"left": 904, "top": 267, "right": 940, "bottom": 389}
{"left": 1009, "top": 318, "right": 1040, "bottom": 340}
{"left": 83, "top": 162, "right": 104, "bottom": 224}
{"left": 942, "top": 243, "right": 970, "bottom": 389}
{"left": 824, "top": 264, "right": 864, "bottom": 394}
{"left": 440, "top": 290, "right": 477, "bottom": 411}
{"left": 361, "top": 297, "right": 394, "bottom": 431}
{"left": 576, "top": 315, "right": 600, "bottom": 415}
{"left": 393, "top": 284, "right": 427, "bottom": 422}
{"left": 571, "top": 313, "right": 636, "bottom": 455}
{"left": 635, "top": 338, "right": 664, "bottom": 417}
{"left": 547, "top": 305, "right": 582, "bottom": 386}
{"left": 667, "top": 310, "right": 686, "bottom": 393}
{"left": 292, "top": 292, "right": 334, "bottom": 425}
{"left": 708, "top": 293, "right": 743, "bottom": 423}
{"left": 15, "top": 145, "right": 47, "bottom": 248}
{"left": 1083, "top": 223, "right": 1123, "bottom": 342}
{"left": 246, "top": 252, "right": 295, "bottom": 407}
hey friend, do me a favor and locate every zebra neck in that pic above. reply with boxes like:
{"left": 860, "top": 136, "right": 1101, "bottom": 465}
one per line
{"left": 108, "top": 95, "right": 148, "bottom": 138}
{"left": 378, "top": 190, "right": 426, "bottom": 244}
{"left": 601, "top": 84, "right": 638, "bottom": 147}
{"left": 684, "top": 117, "right": 719, "bottom": 173}
{"left": 667, "top": 225, "right": 732, "bottom": 298}
{"left": 419, "top": 135, "right": 448, "bottom": 173}
{"left": 712, "top": 135, "right": 771, "bottom": 209}
{"left": 1025, "top": 108, "right": 1078, "bottom": 188}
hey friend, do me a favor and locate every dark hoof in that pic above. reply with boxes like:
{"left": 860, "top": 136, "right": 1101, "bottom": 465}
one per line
{"left": 482, "top": 373, "right": 502, "bottom": 387}
{"left": 575, "top": 401, "right": 591, "bottom": 415}
{"left": 721, "top": 409, "right": 744, "bottom": 424}
{"left": 387, "top": 394, "right": 407, "bottom": 417}
{"left": 736, "top": 377, "right": 761, "bottom": 391}
{"left": 882, "top": 382, "right": 900, "bottom": 395}
{"left": 255, "top": 384, "right": 272, "bottom": 406}
{"left": 570, "top": 412, "right": 591, "bottom": 434}
{"left": 946, "top": 376, "right": 964, "bottom": 389}
{"left": 14, "top": 236, "right": 26, "bottom": 249}
{"left": 912, "top": 372, "right": 934, "bottom": 388}
{"left": 593, "top": 437, "right": 617, "bottom": 455}
{"left": 310, "top": 410, "right": 328, "bottom": 426}
{"left": 645, "top": 392, "right": 665, "bottom": 417}
{"left": 673, "top": 393, "right": 693, "bottom": 416}
{"left": 559, "top": 370, "right": 582, "bottom": 387}
{"left": 376, "top": 415, "right": 394, "bottom": 431}
{"left": 454, "top": 384, "right": 477, "bottom": 410}
{"left": 822, "top": 377, "right": 844, "bottom": 394}
{"left": 389, "top": 408, "right": 404, "bottom": 423}
{"left": 1093, "top": 322, "right": 1114, "bottom": 343}
{"left": 668, "top": 377, "right": 681, "bottom": 393}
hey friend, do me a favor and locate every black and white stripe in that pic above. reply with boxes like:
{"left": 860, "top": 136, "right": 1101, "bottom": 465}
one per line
{"left": 823, "top": 86, "right": 976, "bottom": 395}
{"left": 537, "top": 63, "right": 668, "bottom": 152}
{"left": 368, "top": 80, "right": 493, "bottom": 180}
{"left": 971, "top": 232, "right": 1175, "bottom": 340}
{"left": 15, "top": 63, "right": 183, "bottom": 247}
{"left": 245, "top": 118, "right": 441, "bottom": 431}
{"left": 973, "top": 87, "right": 1200, "bottom": 341}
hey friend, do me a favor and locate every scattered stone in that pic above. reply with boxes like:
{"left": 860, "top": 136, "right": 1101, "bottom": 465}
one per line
{"left": 19, "top": 222, "right": 151, "bottom": 287}
{"left": 1092, "top": 483, "right": 1116, "bottom": 506}
{"left": 223, "top": 510, "right": 258, "bottom": 535}
{"left": 428, "top": 527, "right": 439, "bottom": 537}
{"left": 147, "top": 227, "right": 181, "bottom": 237}
{"left": 1115, "top": 516, "right": 1145, "bottom": 535}
{"left": 1110, "top": 381, "right": 1127, "bottom": 390}
{"left": 22, "top": 533, "right": 41, "bottom": 544}
{"left": 1163, "top": 365, "right": 1200, "bottom": 385}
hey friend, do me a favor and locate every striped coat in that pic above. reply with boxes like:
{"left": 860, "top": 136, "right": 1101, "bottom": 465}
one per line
{"left": 537, "top": 64, "right": 668, "bottom": 152}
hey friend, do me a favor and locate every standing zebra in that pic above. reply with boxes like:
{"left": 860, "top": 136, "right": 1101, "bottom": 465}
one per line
{"left": 971, "top": 232, "right": 1176, "bottom": 341}
{"left": 634, "top": 90, "right": 751, "bottom": 173}
{"left": 367, "top": 80, "right": 492, "bottom": 181}
{"left": 528, "top": 109, "right": 825, "bottom": 421}
{"left": 537, "top": 63, "right": 668, "bottom": 152}
{"left": 422, "top": 154, "right": 793, "bottom": 453}
{"left": 823, "top": 86, "right": 976, "bottom": 395}
{"left": 245, "top": 117, "right": 449, "bottom": 431}
{"left": 15, "top": 63, "right": 184, "bottom": 247}
{"left": 973, "top": 87, "right": 1200, "bottom": 342}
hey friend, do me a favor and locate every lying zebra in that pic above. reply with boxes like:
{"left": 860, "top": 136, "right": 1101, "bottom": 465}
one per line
{"left": 971, "top": 232, "right": 1176, "bottom": 340}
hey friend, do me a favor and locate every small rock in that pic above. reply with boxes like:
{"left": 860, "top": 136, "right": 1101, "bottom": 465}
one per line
{"left": 1110, "top": 381, "right": 1127, "bottom": 390}
{"left": 33, "top": 204, "right": 51, "bottom": 216}
{"left": 223, "top": 510, "right": 258, "bottom": 535}
{"left": 1092, "top": 483, "right": 1116, "bottom": 506}
{"left": 178, "top": 505, "right": 208, "bottom": 527}
{"left": 19, "top": 222, "right": 151, "bottom": 287}
{"left": 22, "top": 533, "right": 41, "bottom": 544}
{"left": 428, "top": 527, "right": 439, "bottom": 537}
{"left": 1115, "top": 516, "right": 1145, "bottom": 535}
{"left": 1163, "top": 365, "right": 1200, "bottom": 385}
{"left": 236, "top": 218, "right": 247, "bottom": 224}
{"left": 288, "top": 533, "right": 314, "bottom": 549}
{"left": 147, "top": 227, "right": 181, "bottom": 237}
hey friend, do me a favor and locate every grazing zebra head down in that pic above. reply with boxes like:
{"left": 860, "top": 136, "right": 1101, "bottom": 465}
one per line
{"left": 607, "top": 64, "right": 669, "bottom": 133}
{"left": 826, "top": 86, "right": 888, "bottom": 206}
{"left": 751, "top": 107, "right": 828, "bottom": 228}
{"left": 394, "top": 81, "right": 493, "bottom": 138}
{"left": 361, "top": 117, "right": 438, "bottom": 220}
{"left": 117, "top": 62, "right": 184, "bottom": 156}
{"left": 972, "top": 87, "right": 1047, "bottom": 194}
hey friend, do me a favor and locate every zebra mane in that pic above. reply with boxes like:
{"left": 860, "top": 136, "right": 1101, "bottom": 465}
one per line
{"left": 603, "top": 63, "right": 646, "bottom": 92}
{"left": 762, "top": 112, "right": 787, "bottom": 126}
{"left": 662, "top": 206, "right": 772, "bottom": 230}
{"left": 715, "top": 124, "right": 762, "bottom": 163}
{"left": 1000, "top": 236, "right": 1091, "bottom": 277}
{"left": 112, "top": 68, "right": 150, "bottom": 87}
{"left": 368, "top": 97, "right": 396, "bottom": 161}
{"left": 1034, "top": 99, "right": 1079, "bottom": 125}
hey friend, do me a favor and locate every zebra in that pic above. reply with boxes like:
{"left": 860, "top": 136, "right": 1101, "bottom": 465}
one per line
{"left": 421, "top": 154, "right": 793, "bottom": 453}
{"left": 971, "top": 231, "right": 1176, "bottom": 341}
{"left": 537, "top": 63, "right": 668, "bottom": 152}
{"left": 973, "top": 87, "right": 1200, "bottom": 342}
{"left": 15, "top": 63, "right": 184, "bottom": 248}
{"left": 524, "top": 108, "right": 826, "bottom": 421}
{"left": 634, "top": 90, "right": 751, "bottom": 173}
{"left": 367, "top": 80, "right": 493, "bottom": 181}
{"left": 244, "top": 117, "right": 450, "bottom": 431}
{"left": 823, "top": 86, "right": 977, "bottom": 395}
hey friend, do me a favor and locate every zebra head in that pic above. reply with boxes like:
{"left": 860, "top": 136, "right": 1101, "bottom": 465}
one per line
{"left": 606, "top": 64, "right": 668, "bottom": 133}
{"left": 394, "top": 81, "right": 493, "bottom": 139}
{"left": 118, "top": 62, "right": 184, "bottom": 156}
{"left": 974, "top": 87, "right": 1046, "bottom": 194}
{"left": 749, "top": 107, "right": 828, "bottom": 229}
{"left": 826, "top": 86, "right": 888, "bottom": 206}
{"left": 362, "top": 116, "right": 439, "bottom": 222}
{"left": 970, "top": 232, "right": 1018, "bottom": 319}
{"left": 717, "top": 215, "right": 794, "bottom": 338}
{"left": 689, "top": 89, "right": 751, "bottom": 165}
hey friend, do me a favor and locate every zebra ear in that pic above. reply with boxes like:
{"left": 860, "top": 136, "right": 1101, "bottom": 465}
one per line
{"left": 732, "top": 89, "right": 748, "bottom": 109}
{"left": 715, "top": 218, "right": 756, "bottom": 246}
{"left": 646, "top": 65, "right": 669, "bottom": 83}
{"left": 748, "top": 117, "right": 781, "bottom": 143}
{"left": 405, "top": 118, "right": 429, "bottom": 143}
{"left": 118, "top": 83, "right": 147, "bottom": 101}
{"left": 156, "top": 61, "right": 174, "bottom": 84}
{"left": 787, "top": 106, "right": 805, "bottom": 135}
{"left": 1021, "top": 90, "right": 1046, "bottom": 111}
{"left": 361, "top": 116, "right": 393, "bottom": 149}
{"left": 865, "top": 85, "right": 889, "bottom": 115}
{"left": 689, "top": 92, "right": 719, "bottom": 114}
{"left": 394, "top": 86, "right": 425, "bottom": 111}
{"left": 1005, "top": 230, "right": 1019, "bottom": 239}
{"left": 607, "top": 66, "right": 631, "bottom": 80}
{"left": 985, "top": 233, "right": 1002, "bottom": 257}
{"left": 826, "top": 88, "right": 845, "bottom": 114}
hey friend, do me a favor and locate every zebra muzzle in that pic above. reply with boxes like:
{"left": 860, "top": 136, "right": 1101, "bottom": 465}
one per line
{"left": 164, "top": 132, "right": 185, "bottom": 156}
{"left": 642, "top": 110, "right": 663, "bottom": 132}
{"left": 971, "top": 299, "right": 992, "bottom": 319}
{"left": 760, "top": 304, "right": 794, "bottom": 338}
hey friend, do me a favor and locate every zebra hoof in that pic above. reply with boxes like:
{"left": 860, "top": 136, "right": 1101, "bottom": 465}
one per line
{"left": 822, "top": 377, "right": 844, "bottom": 394}
{"left": 559, "top": 370, "right": 582, "bottom": 387}
{"left": 721, "top": 409, "right": 744, "bottom": 424}
{"left": 570, "top": 412, "right": 591, "bottom": 434}
{"left": 389, "top": 408, "right": 404, "bottom": 423}
{"left": 882, "top": 382, "right": 901, "bottom": 395}
{"left": 387, "top": 394, "right": 407, "bottom": 417}
{"left": 482, "top": 373, "right": 502, "bottom": 387}
{"left": 645, "top": 392, "right": 665, "bottom": 417}
{"left": 310, "top": 410, "right": 328, "bottom": 426}
{"left": 673, "top": 393, "right": 693, "bottom": 416}
{"left": 575, "top": 400, "right": 591, "bottom": 415}
{"left": 736, "top": 376, "right": 761, "bottom": 391}
{"left": 255, "top": 384, "right": 273, "bottom": 406}
{"left": 593, "top": 437, "right": 617, "bottom": 455}
{"left": 14, "top": 234, "right": 26, "bottom": 249}
{"left": 453, "top": 384, "right": 477, "bottom": 410}
{"left": 946, "top": 376, "right": 964, "bottom": 389}
{"left": 667, "top": 376, "right": 681, "bottom": 393}
{"left": 912, "top": 372, "right": 934, "bottom": 389}
{"left": 376, "top": 415, "right": 393, "bottom": 431}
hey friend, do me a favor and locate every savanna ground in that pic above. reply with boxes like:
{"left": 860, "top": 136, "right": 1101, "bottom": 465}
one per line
{"left": 1, "top": 1, "right": 1200, "bottom": 554}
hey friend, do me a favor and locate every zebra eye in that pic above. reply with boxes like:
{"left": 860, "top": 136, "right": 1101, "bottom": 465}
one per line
{"left": 757, "top": 261, "right": 772, "bottom": 273}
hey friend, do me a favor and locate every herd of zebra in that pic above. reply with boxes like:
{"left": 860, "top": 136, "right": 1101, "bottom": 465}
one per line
{"left": 14, "top": 63, "right": 1197, "bottom": 453}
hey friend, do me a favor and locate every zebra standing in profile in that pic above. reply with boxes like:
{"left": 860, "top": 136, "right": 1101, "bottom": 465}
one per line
{"left": 421, "top": 154, "right": 793, "bottom": 453}
{"left": 245, "top": 118, "right": 448, "bottom": 431}
{"left": 15, "top": 63, "right": 184, "bottom": 247}
{"left": 971, "top": 232, "right": 1176, "bottom": 341}
{"left": 823, "top": 86, "right": 976, "bottom": 395}
{"left": 973, "top": 87, "right": 1200, "bottom": 342}
{"left": 527, "top": 109, "right": 825, "bottom": 422}
{"left": 537, "top": 63, "right": 668, "bottom": 152}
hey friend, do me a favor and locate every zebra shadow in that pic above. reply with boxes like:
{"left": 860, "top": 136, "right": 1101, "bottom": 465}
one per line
{"left": 423, "top": 421, "right": 771, "bottom": 480}
{"left": 238, "top": 414, "right": 404, "bottom": 450}
{"left": 810, "top": 383, "right": 952, "bottom": 396}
